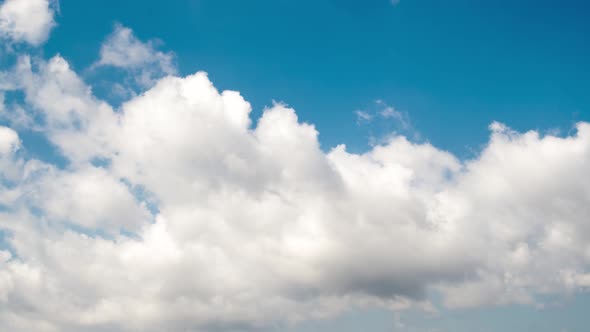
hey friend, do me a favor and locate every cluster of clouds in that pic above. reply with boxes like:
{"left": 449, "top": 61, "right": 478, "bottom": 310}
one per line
{"left": 0, "top": 1, "right": 590, "bottom": 331}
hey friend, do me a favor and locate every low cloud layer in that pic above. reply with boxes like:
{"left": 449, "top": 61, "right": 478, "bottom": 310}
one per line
{"left": 0, "top": 26, "right": 589, "bottom": 332}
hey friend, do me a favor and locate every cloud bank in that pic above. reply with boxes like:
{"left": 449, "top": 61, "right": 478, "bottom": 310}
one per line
{"left": 0, "top": 24, "right": 589, "bottom": 332}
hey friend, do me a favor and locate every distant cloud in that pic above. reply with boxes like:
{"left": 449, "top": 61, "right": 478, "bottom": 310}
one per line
{"left": 94, "top": 24, "right": 176, "bottom": 88}
{"left": 355, "top": 110, "right": 373, "bottom": 124}
{"left": 355, "top": 99, "right": 416, "bottom": 145}
{"left": 376, "top": 99, "right": 410, "bottom": 129}
{"left": 0, "top": 0, "right": 56, "bottom": 46}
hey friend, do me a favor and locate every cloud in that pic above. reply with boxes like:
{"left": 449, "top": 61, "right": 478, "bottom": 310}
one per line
{"left": 355, "top": 100, "right": 416, "bottom": 145}
{"left": 0, "top": 126, "right": 19, "bottom": 155}
{"left": 355, "top": 99, "right": 411, "bottom": 129}
{"left": 355, "top": 110, "right": 373, "bottom": 124}
{"left": 2, "top": 55, "right": 118, "bottom": 164}
{"left": 0, "top": 0, "right": 56, "bottom": 46}
{"left": 33, "top": 165, "right": 152, "bottom": 234}
{"left": 94, "top": 24, "right": 176, "bottom": 88}
{"left": 376, "top": 99, "right": 410, "bottom": 129}
{"left": 0, "top": 29, "right": 590, "bottom": 332}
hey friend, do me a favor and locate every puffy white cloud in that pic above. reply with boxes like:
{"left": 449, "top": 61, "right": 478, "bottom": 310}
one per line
{"left": 32, "top": 166, "right": 152, "bottom": 234}
{"left": 0, "top": 126, "right": 25, "bottom": 188}
{"left": 0, "top": 0, "right": 55, "bottom": 46}
{"left": 0, "top": 35, "right": 589, "bottom": 332}
{"left": 435, "top": 122, "right": 590, "bottom": 308}
{"left": 0, "top": 125, "right": 19, "bottom": 155}
{"left": 6, "top": 55, "right": 118, "bottom": 163}
{"left": 95, "top": 24, "right": 176, "bottom": 87}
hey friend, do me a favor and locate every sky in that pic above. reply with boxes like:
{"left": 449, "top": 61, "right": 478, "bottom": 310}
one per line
{"left": 0, "top": 0, "right": 589, "bottom": 331}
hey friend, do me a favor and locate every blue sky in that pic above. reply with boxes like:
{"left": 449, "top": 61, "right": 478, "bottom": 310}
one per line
{"left": 44, "top": 0, "right": 590, "bottom": 155}
{"left": 0, "top": 1, "right": 590, "bottom": 332}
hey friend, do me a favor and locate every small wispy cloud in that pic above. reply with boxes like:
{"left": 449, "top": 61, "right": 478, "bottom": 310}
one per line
{"left": 354, "top": 110, "right": 373, "bottom": 125}
{"left": 376, "top": 99, "right": 410, "bottom": 129}
{"left": 354, "top": 99, "right": 411, "bottom": 129}
{"left": 354, "top": 99, "right": 418, "bottom": 146}
{"left": 92, "top": 23, "right": 176, "bottom": 88}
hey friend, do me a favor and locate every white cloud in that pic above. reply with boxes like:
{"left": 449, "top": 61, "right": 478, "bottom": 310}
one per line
{"left": 0, "top": 31, "right": 589, "bottom": 332}
{"left": 95, "top": 24, "right": 176, "bottom": 88}
{"left": 0, "top": 125, "right": 23, "bottom": 185}
{"left": 0, "top": 0, "right": 56, "bottom": 46}
{"left": 355, "top": 100, "right": 416, "bottom": 146}
{"left": 355, "top": 110, "right": 373, "bottom": 124}
{"left": 0, "top": 126, "right": 19, "bottom": 155}
{"left": 33, "top": 166, "right": 152, "bottom": 234}
{"left": 376, "top": 99, "right": 410, "bottom": 129}
{"left": 6, "top": 55, "right": 118, "bottom": 163}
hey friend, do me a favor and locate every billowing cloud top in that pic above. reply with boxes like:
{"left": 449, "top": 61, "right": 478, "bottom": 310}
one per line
{"left": 0, "top": 18, "right": 590, "bottom": 332}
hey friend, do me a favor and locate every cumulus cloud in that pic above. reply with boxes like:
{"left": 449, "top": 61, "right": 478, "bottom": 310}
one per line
{"left": 0, "top": 125, "right": 23, "bottom": 185}
{"left": 0, "top": 126, "right": 19, "bottom": 155}
{"left": 6, "top": 55, "right": 118, "bottom": 163}
{"left": 0, "top": 0, "right": 56, "bottom": 46}
{"left": 0, "top": 29, "right": 589, "bottom": 332}
{"left": 94, "top": 24, "right": 176, "bottom": 88}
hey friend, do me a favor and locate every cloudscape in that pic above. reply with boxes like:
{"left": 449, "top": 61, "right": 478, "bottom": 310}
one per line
{"left": 0, "top": 0, "right": 589, "bottom": 331}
